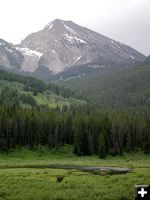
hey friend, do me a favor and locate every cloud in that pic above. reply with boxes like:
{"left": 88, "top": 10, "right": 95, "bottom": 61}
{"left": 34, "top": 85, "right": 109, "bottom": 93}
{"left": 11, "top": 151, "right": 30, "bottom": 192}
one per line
{"left": 0, "top": 0, "right": 149, "bottom": 55}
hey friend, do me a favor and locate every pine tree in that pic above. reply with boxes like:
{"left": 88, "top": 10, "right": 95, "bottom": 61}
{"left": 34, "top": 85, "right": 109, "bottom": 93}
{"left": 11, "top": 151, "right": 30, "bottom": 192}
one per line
{"left": 99, "top": 132, "right": 106, "bottom": 159}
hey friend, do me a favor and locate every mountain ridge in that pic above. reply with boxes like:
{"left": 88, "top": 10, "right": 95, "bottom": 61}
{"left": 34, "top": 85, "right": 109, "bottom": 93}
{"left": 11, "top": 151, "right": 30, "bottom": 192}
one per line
{"left": 0, "top": 19, "right": 145, "bottom": 80}
{"left": 0, "top": 38, "right": 23, "bottom": 70}
{"left": 20, "top": 19, "right": 145, "bottom": 72}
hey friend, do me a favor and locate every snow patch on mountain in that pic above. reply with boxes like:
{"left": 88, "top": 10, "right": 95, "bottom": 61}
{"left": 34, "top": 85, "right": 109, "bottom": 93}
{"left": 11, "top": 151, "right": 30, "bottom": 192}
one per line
{"left": 0, "top": 42, "right": 5, "bottom": 46}
{"left": 16, "top": 47, "right": 43, "bottom": 58}
{"left": 47, "top": 24, "right": 54, "bottom": 30}
{"left": 110, "top": 41, "right": 136, "bottom": 59}
{"left": 61, "top": 22, "right": 79, "bottom": 36}
{"left": 130, "top": 56, "right": 135, "bottom": 59}
{"left": 5, "top": 47, "right": 13, "bottom": 53}
{"left": 76, "top": 56, "right": 82, "bottom": 61}
{"left": 0, "top": 41, "right": 15, "bottom": 53}
{"left": 52, "top": 50, "right": 56, "bottom": 54}
{"left": 112, "top": 41, "right": 122, "bottom": 50}
{"left": 63, "top": 33, "right": 87, "bottom": 45}
{"left": 43, "top": 22, "right": 54, "bottom": 31}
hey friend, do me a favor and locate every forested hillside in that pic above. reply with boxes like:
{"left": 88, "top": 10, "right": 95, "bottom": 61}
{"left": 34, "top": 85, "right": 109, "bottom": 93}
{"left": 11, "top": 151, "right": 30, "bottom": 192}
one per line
{"left": 0, "top": 70, "right": 86, "bottom": 108}
{"left": 0, "top": 69, "right": 149, "bottom": 156}
{"left": 61, "top": 58, "right": 150, "bottom": 112}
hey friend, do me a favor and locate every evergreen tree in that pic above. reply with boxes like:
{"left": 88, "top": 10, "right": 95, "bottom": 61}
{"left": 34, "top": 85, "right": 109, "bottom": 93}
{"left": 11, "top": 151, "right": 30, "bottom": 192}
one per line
{"left": 99, "top": 132, "right": 106, "bottom": 159}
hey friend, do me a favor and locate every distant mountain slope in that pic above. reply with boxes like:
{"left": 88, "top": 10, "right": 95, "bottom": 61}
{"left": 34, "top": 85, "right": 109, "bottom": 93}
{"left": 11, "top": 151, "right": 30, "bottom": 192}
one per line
{"left": 60, "top": 57, "right": 150, "bottom": 111}
{"left": 20, "top": 19, "right": 145, "bottom": 74}
{"left": 0, "top": 39, "right": 23, "bottom": 69}
{"left": 0, "top": 19, "right": 145, "bottom": 80}
{"left": 0, "top": 70, "right": 86, "bottom": 108}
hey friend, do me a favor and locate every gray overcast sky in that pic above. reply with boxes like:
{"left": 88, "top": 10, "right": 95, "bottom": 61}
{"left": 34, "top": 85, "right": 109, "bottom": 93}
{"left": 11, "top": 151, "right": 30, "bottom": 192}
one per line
{"left": 0, "top": 0, "right": 149, "bottom": 55}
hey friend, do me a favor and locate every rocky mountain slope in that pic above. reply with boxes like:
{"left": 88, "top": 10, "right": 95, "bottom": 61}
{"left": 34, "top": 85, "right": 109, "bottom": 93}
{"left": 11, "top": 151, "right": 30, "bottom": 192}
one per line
{"left": 0, "top": 19, "right": 145, "bottom": 79}
{"left": 20, "top": 19, "right": 145, "bottom": 73}
{"left": 0, "top": 39, "right": 23, "bottom": 70}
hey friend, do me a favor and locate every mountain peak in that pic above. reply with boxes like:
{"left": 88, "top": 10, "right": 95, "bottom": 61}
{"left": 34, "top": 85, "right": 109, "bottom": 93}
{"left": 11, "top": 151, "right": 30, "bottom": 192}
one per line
{"left": 43, "top": 19, "right": 74, "bottom": 32}
{"left": 1, "top": 19, "right": 145, "bottom": 75}
{"left": 51, "top": 18, "right": 64, "bottom": 24}
{"left": 52, "top": 19, "right": 73, "bottom": 23}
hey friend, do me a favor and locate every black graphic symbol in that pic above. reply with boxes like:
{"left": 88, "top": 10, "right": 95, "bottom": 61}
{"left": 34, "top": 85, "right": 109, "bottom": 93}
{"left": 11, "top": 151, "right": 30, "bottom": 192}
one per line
{"left": 135, "top": 185, "right": 150, "bottom": 199}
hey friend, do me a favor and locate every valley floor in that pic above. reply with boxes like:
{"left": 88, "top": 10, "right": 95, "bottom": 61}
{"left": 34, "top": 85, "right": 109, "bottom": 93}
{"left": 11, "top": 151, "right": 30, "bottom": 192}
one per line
{"left": 0, "top": 148, "right": 149, "bottom": 200}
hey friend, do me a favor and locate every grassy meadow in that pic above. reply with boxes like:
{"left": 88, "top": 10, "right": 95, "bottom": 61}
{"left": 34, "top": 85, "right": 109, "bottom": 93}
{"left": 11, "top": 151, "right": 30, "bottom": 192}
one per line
{"left": 0, "top": 78, "right": 86, "bottom": 109}
{"left": 0, "top": 146, "right": 149, "bottom": 200}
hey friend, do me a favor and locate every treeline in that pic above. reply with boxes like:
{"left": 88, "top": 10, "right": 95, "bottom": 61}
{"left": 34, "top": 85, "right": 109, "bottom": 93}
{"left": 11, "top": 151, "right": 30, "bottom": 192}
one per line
{"left": 0, "top": 69, "right": 80, "bottom": 99}
{"left": 0, "top": 105, "right": 149, "bottom": 157}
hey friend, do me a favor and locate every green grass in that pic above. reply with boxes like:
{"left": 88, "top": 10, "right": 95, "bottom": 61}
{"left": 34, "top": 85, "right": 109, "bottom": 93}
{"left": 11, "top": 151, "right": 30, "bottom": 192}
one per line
{"left": 34, "top": 93, "right": 70, "bottom": 108}
{"left": 0, "top": 147, "right": 149, "bottom": 200}
{"left": 0, "top": 79, "right": 86, "bottom": 109}
{"left": 34, "top": 93, "right": 86, "bottom": 108}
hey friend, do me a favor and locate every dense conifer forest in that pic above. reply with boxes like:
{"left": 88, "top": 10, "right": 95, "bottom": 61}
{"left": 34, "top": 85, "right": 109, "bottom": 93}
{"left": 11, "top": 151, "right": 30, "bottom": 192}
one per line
{"left": 0, "top": 70, "right": 149, "bottom": 157}
{"left": 0, "top": 104, "right": 149, "bottom": 157}
{"left": 62, "top": 59, "right": 150, "bottom": 112}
